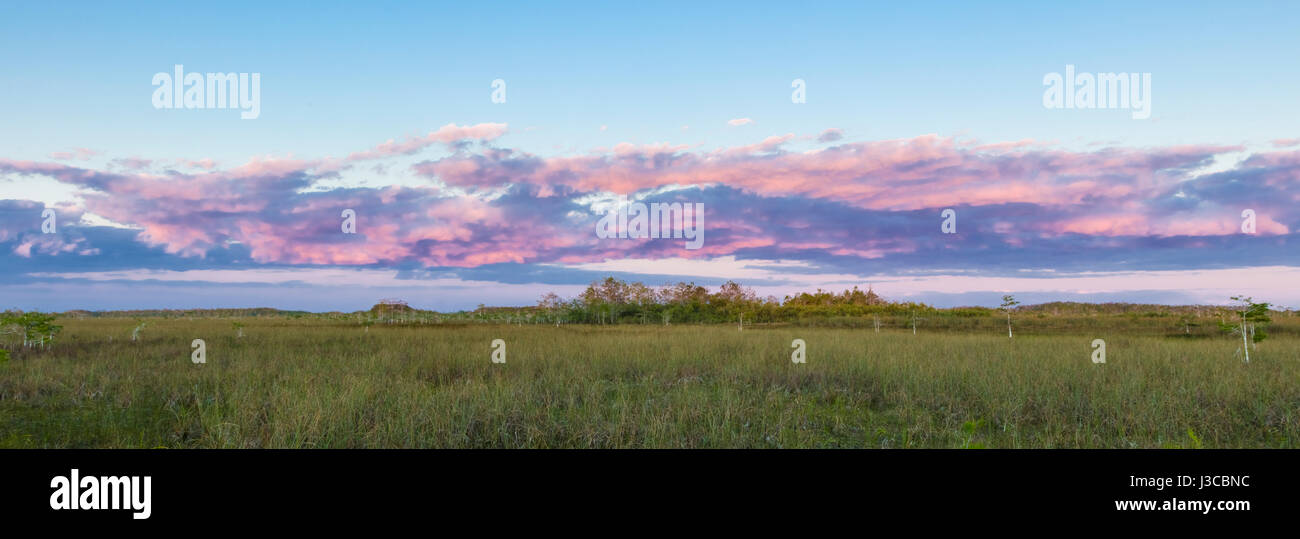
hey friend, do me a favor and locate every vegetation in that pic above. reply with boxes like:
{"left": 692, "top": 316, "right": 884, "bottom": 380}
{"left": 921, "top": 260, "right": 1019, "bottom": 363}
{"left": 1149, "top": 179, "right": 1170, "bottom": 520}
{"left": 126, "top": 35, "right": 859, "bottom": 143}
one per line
{"left": 0, "top": 309, "right": 1297, "bottom": 448}
{"left": 1000, "top": 295, "right": 1020, "bottom": 338}
{"left": 2, "top": 281, "right": 1296, "bottom": 448}
{"left": 1222, "top": 296, "right": 1272, "bottom": 363}
{"left": 529, "top": 278, "right": 922, "bottom": 327}
{"left": 0, "top": 311, "right": 62, "bottom": 349}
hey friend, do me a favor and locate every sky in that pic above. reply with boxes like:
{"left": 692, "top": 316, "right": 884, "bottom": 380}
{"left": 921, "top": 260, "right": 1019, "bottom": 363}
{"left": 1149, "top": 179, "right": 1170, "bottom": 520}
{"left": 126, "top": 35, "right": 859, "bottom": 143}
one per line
{"left": 1, "top": 0, "right": 1298, "bottom": 311}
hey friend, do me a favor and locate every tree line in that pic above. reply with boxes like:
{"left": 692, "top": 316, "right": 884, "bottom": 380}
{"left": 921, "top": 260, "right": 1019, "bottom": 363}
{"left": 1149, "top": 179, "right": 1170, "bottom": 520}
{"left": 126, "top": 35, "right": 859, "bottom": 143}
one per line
{"left": 535, "top": 277, "right": 936, "bottom": 325}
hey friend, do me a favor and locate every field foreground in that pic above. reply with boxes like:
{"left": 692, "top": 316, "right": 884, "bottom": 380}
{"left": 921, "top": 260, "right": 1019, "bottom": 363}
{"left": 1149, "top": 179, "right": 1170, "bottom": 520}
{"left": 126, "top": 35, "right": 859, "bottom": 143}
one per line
{"left": 2, "top": 318, "right": 1298, "bottom": 448}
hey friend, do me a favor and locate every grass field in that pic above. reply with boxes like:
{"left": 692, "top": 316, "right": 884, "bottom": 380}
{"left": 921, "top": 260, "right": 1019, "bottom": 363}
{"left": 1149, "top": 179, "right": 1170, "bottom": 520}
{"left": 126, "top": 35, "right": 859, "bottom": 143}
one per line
{"left": 2, "top": 317, "right": 1298, "bottom": 448}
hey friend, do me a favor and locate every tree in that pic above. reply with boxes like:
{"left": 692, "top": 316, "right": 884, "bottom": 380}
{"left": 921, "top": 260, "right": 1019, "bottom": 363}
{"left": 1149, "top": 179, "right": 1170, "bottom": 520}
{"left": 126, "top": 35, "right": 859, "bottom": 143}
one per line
{"left": 1, "top": 312, "right": 62, "bottom": 349}
{"left": 537, "top": 292, "right": 566, "bottom": 326}
{"left": 999, "top": 295, "right": 1020, "bottom": 338}
{"left": 909, "top": 308, "right": 926, "bottom": 335}
{"left": 1221, "top": 296, "right": 1271, "bottom": 363}
{"left": 628, "top": 282, "right": 657, "bottom": 324}
{"left": 580, "top": 277, "right": 632, "bottom": 324}
{"left": 131, "top": 319, "right": 147, "bottom": 342}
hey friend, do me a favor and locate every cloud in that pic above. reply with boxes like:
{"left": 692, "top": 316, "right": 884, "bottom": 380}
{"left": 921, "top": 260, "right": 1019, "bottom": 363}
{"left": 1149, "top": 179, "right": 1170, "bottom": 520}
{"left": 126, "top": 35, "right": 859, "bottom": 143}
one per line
{"left": 48, "top": 148, "right": 100, "bottom": 161}
{"left": 111, "top": 157, "right": 153, "bottom": 170}
{"left": 727, "top": 118, "right": 753, "bottom": 126}
{"left": 0, "top": 200, "right": 101, "bottom": 258}
{"left": 816, "top": 128, "right": 844, "bottom": 143}
{"left": 179, "top": 158, "right": 218, "bottom": 170}
{"left": 2, "top": 131, "right": 1298, "bottom": 289}
{"left": 345, "top": 122, "right": 508, "bottom": 161}
{"left": 721, "top": 134, "right": 794, "bottom": 155}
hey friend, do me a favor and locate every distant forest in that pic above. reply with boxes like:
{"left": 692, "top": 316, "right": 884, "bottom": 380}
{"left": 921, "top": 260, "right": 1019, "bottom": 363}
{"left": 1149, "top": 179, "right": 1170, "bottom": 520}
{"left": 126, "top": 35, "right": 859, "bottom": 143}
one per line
{"left": 18, "top": 277, "right": 1293, "bottom": 333}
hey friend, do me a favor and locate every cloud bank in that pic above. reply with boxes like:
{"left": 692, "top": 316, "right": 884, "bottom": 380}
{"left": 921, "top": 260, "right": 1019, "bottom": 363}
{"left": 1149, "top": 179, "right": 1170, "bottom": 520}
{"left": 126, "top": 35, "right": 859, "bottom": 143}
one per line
{"left": 3, "top": 125, "right": 1299, "bottom": 309}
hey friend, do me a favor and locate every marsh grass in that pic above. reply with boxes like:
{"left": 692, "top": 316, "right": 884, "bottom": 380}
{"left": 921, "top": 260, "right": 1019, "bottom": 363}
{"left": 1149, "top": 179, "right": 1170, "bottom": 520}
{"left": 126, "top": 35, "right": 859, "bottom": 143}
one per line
{"left": 1, "top": 318, "right": 1297, "bottom": 448}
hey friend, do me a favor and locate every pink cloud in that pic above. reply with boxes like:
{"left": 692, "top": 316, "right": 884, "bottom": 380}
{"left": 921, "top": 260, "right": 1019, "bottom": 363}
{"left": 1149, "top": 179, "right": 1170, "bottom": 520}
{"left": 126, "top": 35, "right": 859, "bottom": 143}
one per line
{"left": 48, "top": 148, "right": 100, "bottom": 161}
{"left": 180, "top": 158, "right": 218, "bottom": 170}
{"left": 3, "top": 130, "right": 1297, "bottom": 270}
{"left": 346, "top": 123, "right": 508, "bottom": 161}
{"left": 111, "top": 157, "right": 153, "bottom": 170}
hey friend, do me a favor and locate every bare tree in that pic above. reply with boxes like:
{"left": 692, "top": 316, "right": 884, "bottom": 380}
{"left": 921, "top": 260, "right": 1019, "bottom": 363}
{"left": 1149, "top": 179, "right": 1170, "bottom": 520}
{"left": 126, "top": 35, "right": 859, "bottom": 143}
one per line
{"left": 999, "top": 295, "right": 1020, "bottom": 338}
{"left": 1223, "top": 296, "right": 1271, "bottom": 363}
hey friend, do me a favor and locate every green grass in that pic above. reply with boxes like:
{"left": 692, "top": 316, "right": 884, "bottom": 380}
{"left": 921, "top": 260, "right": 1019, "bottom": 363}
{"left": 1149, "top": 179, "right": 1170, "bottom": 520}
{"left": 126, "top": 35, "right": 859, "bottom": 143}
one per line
{"left": 1, "top": 318, "right": 1298, "bottom": 448}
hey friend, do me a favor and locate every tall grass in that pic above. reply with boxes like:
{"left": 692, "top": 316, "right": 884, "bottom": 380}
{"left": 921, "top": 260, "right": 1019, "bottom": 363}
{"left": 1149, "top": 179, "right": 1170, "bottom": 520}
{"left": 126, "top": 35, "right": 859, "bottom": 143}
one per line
{"left": 1, "top": 318, "right": 1297, "bottom": 448}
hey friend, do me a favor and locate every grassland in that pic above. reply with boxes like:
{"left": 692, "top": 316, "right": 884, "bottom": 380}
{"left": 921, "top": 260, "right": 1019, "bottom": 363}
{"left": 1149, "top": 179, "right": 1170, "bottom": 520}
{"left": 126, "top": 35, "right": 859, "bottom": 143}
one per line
{"left": 2, "top": 315, "right": 1298, "bottom": 448}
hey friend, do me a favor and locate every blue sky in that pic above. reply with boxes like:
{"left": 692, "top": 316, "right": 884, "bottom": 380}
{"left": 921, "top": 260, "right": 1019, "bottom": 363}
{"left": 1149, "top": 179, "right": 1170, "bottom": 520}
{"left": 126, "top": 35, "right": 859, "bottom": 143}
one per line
{"left": 1, "top": 1, "right": 1298, "bottom": 311}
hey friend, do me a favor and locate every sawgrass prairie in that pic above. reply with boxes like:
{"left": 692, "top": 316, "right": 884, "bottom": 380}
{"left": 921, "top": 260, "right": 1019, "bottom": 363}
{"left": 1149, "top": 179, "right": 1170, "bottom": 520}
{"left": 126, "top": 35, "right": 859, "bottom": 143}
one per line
{"left": 3, "top": 314, "right": 1298, "bottom": 449}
